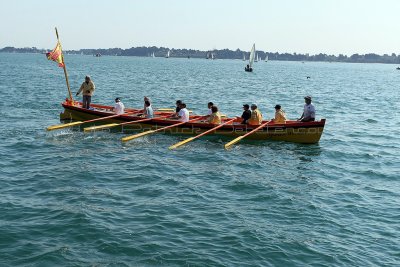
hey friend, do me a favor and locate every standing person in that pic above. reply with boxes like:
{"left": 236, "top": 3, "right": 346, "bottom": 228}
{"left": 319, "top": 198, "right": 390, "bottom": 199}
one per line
{"left": 241, "top": 104, "right": 251, "bottom": 124}
{"left": 248, "top": 103, "right": 263, "bottom": 125}
{"left": 113, "top": 97, "right": 125, "bottom": 115}
{"left": 207, "top": 102, "right": 214, "bottom": 115}
{"left": 144, "top": 100, "right": 154, "bottom": 118}
{"left": 208, "top": 106, "right": 221, "bottom": 124}
{"left": 177, "top": 103, "right": 189, "bottom": 122}
{"left": 298, "top": 96, "right": 315, "bottom": 122}
{"left": 272, "top": 104, "right": 287, "bottom": 123}
{"left": 76, "top": 75, "right": 95, "bottom": 109}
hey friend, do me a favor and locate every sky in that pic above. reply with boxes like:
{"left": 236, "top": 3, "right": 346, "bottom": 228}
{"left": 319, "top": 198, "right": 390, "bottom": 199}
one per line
{"left": 1, "top": 0, "right": 400, "bottom": 56}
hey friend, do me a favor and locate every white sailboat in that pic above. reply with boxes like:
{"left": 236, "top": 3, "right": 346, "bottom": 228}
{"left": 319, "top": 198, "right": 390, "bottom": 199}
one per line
{"left": 243, "top": 53, "right": 246, "bottom": 61}
{"left": 255, "top": 53, "right": 258, "bottom": 62}
{"left": 245, "top": 44, "right": 255, "bottom": 72}
{"left": 265, "top": 54, "right": 268, "bottom": 62}
{"left": 165, "top": 50, "right": 170, "bottom": 58}
{"left": 152, "top": 52, "right": 155, "bottom": 58}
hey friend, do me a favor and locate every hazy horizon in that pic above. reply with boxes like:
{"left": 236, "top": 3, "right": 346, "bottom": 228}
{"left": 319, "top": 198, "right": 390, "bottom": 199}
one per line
{"left": 1, "top": 0, "right": 400, "bottom": 56}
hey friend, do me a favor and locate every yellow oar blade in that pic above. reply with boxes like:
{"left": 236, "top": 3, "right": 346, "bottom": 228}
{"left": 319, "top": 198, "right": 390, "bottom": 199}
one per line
{"left": 83, "top": 123, "right": 120, "bottom": 132}
{"left": 47, "top": 121, "right": 83, "bottom": 131}
{"left": 169, "top": 137, "right": 195, "bottom": 150}
{"left": 121, "top": 130, "right": 155, "bottom": 142}
{"left": 224, "top": 136, "right": 244, "bottom": 150}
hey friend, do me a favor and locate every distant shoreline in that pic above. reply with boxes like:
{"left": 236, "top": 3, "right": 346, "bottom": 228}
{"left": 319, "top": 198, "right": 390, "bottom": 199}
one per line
{"left": 1, "top": 46, "right": 400, "bottom": 65}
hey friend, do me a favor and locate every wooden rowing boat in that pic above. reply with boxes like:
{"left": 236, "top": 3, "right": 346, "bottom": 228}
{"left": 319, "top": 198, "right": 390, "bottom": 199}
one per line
{"left": 58, "top": 100, "right": 326, "bottom": 144}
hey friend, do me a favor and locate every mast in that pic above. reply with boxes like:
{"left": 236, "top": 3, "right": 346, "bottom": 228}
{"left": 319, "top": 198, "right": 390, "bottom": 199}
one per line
{"left": 55, "top": 27, "right": 73, "bottom": 102}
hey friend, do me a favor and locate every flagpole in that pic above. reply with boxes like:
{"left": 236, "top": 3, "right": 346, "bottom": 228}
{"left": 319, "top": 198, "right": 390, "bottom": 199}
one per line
{"left": 55, "top": 27, "right": 74, "bottom": 102}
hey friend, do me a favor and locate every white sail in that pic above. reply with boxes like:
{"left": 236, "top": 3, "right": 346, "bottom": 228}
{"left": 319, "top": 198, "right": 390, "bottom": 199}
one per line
{"left": 243, "top": 54, "right": 246, "bottom": 61}
{"left": 165, "top": 50, "right": 170, "bottom": 58}
{"left": 152, "top": 52, "right": 155, "bottom": 58}
{"left": 211, "top": 53, "right": 214, "bottom": 60}
{"left": 265, "top": 54, "right": 268, "bottom": 62}
{"left": 249, "top": 44, "right": 255, "bottom": 67}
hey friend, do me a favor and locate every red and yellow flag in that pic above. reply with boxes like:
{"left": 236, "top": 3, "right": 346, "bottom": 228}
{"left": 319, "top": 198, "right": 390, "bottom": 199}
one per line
{"left": 46, "top": 41, "right": 64, "bottom": 67}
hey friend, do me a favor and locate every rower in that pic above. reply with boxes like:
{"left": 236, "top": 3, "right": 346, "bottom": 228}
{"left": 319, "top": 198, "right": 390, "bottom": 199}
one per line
{"left": 143, "top": 96, "right": 151, "bottom": 112}
{"left": 272, "top": 104, "right": 287, "bottom": 124}
{"left": 112, "top": 97, "right": 125, "bottom": 115}
{"left": 248, "top": 103, "right": 263, "bottom": 125}
{"left": 175, "top": 100, "right": 182, "bottom": 116}
{"left": 241, "top": 104, "right": 251, "bottom": 124}
{"left": 298, "top": 96, "right": 315, "bottom": 122}
{"left": 144, "top": 100, "right": 154, "bottom": 118}
{"left": 207, "top": 102, "right": 214, "bottom": 116}
{"left": 176, "top": 103, "right": 189, "bottom": 122}
{"left": 208, "top": 106, "right": 221, "bottom": 124}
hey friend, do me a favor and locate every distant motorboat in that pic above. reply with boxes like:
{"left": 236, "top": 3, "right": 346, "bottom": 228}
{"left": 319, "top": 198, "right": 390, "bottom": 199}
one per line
{"left": 396, "top": 67, "right": 400, "bottom": 70}
{"left": 245, "top": 43, "right": 255, "bottom": 72}
{"left": 94, "top": 53, "right": 101, "bottom": 57}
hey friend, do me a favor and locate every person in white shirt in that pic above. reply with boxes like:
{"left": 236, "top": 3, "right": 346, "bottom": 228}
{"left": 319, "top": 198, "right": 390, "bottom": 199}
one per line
{"left": 143, "top": 96, "right": 151, "bottom": 112}
{"left": 177, "top": 103, "right": 189, "bottom": 122}
{"left": 144, "top": 100, "right": 154, "bottom": 118}
{"left": 113, "top": 97, "right": 125, "bottom": 115}
{"left": 298, "top": 96, "right": 315, "bottom": 122}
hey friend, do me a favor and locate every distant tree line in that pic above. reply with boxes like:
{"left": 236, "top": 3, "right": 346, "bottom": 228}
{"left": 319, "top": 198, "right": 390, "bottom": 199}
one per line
{"left": 2, "top": 46, "right": 400, "bottom": 64}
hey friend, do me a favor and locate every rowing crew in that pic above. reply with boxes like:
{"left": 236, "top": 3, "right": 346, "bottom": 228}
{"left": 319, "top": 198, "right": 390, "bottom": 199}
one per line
{"left": 74, "top": 76, "right": 315, "bottom": 124}
{"left": 111, "top": 95, "right": 316, "bottom": 125}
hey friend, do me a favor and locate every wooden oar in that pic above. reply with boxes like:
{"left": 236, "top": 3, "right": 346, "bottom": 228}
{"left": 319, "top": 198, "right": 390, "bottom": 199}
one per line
{"left": 46, "top": 112, "right": 137, "bottom": 131}
{"left": 121, "top": 116, "right": 205, "bottom": 142}
{"left": 169, "top": 118, "right": 236, "bottom": 150}
{"left": 83, "top": 115, "right": 171, "bottom": 132}
{"left": 156, "top": 108, "right": 174, "bottom": 112}
{"left": 224, "top": 121, "right": 271, "bottom": 149}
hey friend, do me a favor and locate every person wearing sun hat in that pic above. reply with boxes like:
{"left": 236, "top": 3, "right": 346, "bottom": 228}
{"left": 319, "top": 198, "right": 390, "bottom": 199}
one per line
{"left": 298, "top": 96, "right": 315, "bottom": 122}
{"left": 248, "top": 103, "right": 263, "bottom": 125}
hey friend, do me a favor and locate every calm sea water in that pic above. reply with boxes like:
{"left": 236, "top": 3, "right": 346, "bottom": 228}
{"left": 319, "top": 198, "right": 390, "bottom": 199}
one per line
{"left": 0, "top": 53, "right": 399, "bottom": 266}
